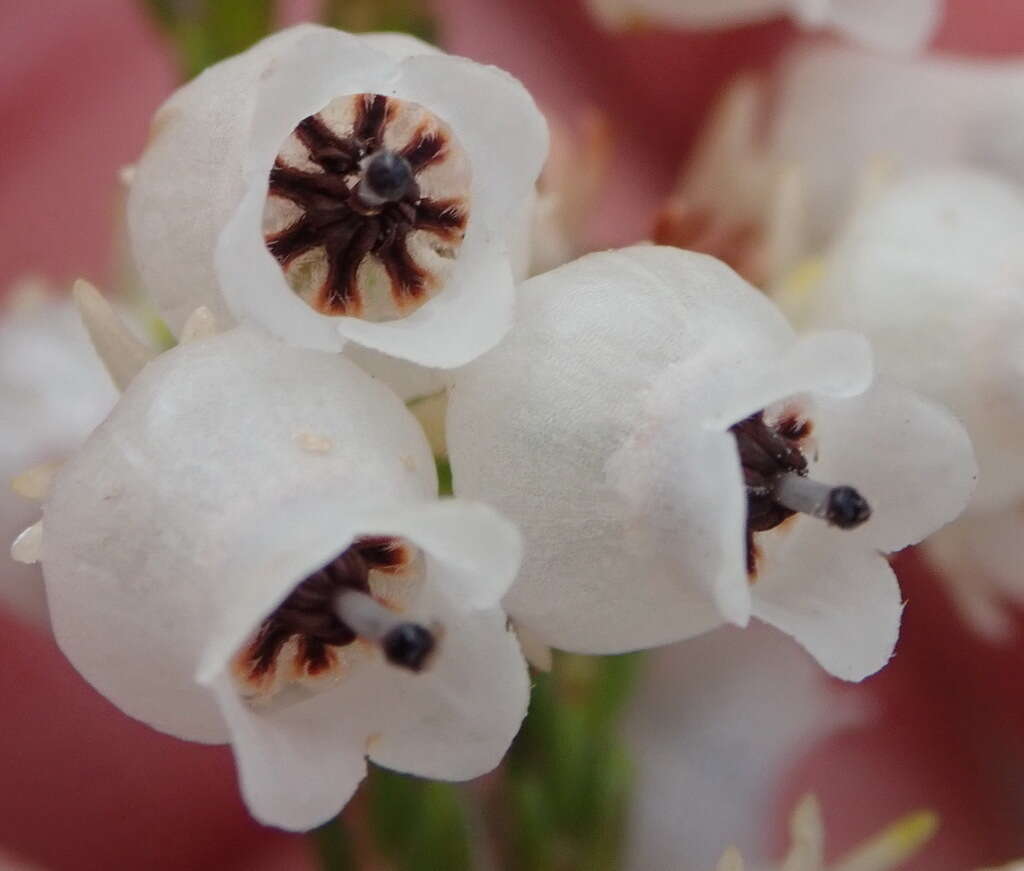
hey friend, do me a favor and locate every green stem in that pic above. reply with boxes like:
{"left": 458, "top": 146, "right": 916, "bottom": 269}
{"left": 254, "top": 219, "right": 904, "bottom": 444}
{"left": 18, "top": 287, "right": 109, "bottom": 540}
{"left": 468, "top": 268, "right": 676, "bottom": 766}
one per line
{"left": 311, "top": 816, "right": 356, "bottom": 871}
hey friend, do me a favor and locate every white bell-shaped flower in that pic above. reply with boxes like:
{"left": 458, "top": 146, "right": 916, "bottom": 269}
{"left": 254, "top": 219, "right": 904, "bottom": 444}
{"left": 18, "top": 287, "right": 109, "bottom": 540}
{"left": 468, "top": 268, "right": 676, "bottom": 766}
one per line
{"left": 0, "top": 282, "right": 118, "bottom": 625}
{"left": 769, "top": 46, "right": 1024, "bottom": 245}
{"left": 625, "top": 625, "right": 863, "bottom": 871}
{"left": 38, "top": 326, "right": 528, "bottom": 831}
{"left": 586, "top": 0, "right": 941, "bottom": 54}
{"left": 807, "top": 170, "right": 1024, "bottom": 514}
{"left": 127, "top": 25, "right": 548, "bottom": 368}
{"left": 448, "top": 246, "right": 975, "bottom": 681}
{"left": 925, "top": 506, "right": 1024, "bottom": 642}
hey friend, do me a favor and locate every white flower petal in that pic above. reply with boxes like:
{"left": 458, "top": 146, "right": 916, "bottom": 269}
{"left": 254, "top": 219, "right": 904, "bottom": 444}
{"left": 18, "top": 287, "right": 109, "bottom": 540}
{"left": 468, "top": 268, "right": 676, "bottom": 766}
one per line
{"left": 752, "top": 525, "right": 903, "bottom": 681}
{"left": 11, "top": 522, "right": 42, "bottom": 565}
{"left": 206, "top": 670, "right": 369, "bottom": 831}
{"left": 394, "top": 54, "right": 549, "bottom": 231}
{"left": 702, "top": 329, "right": 873, "bottom": 431}
{"left": 624, "top": 624, "right": 864, "bottom": 871}
{"left": 608, "top": 380, "right": 751, "bottom": 627}
{"left": 343, "top": 344, "right": 448, "bottom": 402}
{"left": 924, "top": 508, "right": 1024, "bottom": 641}
{"left": 368, "top": 594, "right": 529, "bottom": 780}
{"left": 128, "top": 25, "right": 326, "bottom": 331}
{"left": 328, "top": 230, "right": 516, "bottom": 367}
{"left": 770, "top": 47, "right": 1024, "bottom": 242}
{"left": 800, "top": 0, "right": 941, "bottom": 53}
{"left": 353, "top": 501, "right": 521, "bottom": 611}
{"left": 810, "top": 377, "right": 976, "bottom": 553}
{"left": 360, "top": 31, "right": 440, "bottom": 60}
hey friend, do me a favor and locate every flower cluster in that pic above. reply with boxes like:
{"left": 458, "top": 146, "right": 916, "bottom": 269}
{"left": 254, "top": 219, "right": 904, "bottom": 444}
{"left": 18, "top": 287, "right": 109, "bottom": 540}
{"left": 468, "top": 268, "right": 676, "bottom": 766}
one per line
{"left": 13, "top": 23, "right": 977, "bottom": 831}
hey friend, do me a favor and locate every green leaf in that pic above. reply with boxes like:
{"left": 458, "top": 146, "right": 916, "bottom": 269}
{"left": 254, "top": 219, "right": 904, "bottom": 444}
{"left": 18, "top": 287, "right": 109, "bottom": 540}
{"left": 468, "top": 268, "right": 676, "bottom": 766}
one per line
{"left": 368, "top": 769, "right": 472, "bottom": 871}
{"left": 141, "top": 0, "right": 274, "bottom": 78}
{"left": 310, "top": 817, "right": 357, "bottom": 871}
{"left": 322, "top": 0, "right": 436, "bottom": 42}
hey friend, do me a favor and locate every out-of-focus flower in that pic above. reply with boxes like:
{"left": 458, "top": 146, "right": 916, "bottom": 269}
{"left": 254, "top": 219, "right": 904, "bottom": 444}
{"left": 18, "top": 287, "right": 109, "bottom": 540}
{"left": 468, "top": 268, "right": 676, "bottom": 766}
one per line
{"left": 925, "top": 509, "right": 1024, "bottom": 641}
{"left": 652, "top": 76, "right": 805, "bottom": 290}
{"left": 768, "top": 45, "right": 1024, "bottom": 247}
{"left": 448, "top": 245, "right": 975, "bottom": 679}
{"left": 34, "top": 324, "right": 527, "bottom": 830}
{"left": 528, "top": 109, "right": 613, "bottom": 276}
{"left": 585, "top": 0, "right": 942, "bottom": 54}
{"left": 711, "top": 794, "right": 938, "bottom": 871}
{"left": 625, "top": 625, "right": 864, "bottom": 871}
{"left": 658, "top": 44, "right": 1024, "bottom": 294}
{"left": 0, "top": 279, "right": 118, "bottom": 626}
{"left": 805, "top": 170, "right": 1024, "bottom": 637}
{"left": 127, "top": 24, "right": 547, "bottom": 369}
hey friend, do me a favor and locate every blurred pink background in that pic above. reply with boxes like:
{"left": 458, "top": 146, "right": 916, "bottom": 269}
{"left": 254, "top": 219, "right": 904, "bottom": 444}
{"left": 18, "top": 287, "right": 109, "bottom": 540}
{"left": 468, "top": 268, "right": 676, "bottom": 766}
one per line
{"left": 4, "top": 0, "right": 1024, "bottom": 868}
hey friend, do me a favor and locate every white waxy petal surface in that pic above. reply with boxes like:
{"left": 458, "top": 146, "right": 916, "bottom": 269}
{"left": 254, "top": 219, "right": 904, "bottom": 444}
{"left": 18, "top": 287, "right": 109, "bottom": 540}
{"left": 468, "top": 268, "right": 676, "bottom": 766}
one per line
{"left": 41, "top": 325, "right": 530, "bottom": 829}
{"left": 207, "top": 670, "right": 369, "bottom": 830}
{"left": 771, "top": 47, "right": 1024, "bottom": 242}
{"left": 811, "top": 170, "right": 1024, "bottom": 512}
{"left": 808, "top": 378, "right": 977, "bottom": 553}
{"left": 752, "top": 524, "right": 902, "bottom": 681}
{"left": 43, "top": 326, "right": 436, "bottom": 742}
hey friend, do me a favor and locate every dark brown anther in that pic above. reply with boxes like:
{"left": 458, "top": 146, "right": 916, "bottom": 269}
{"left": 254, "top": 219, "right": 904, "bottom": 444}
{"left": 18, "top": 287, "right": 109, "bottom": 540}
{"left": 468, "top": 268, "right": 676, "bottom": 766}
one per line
{"left": 731, "top": 411, "right": 870, "bottom": 577}
{"left": 235, "top": 536, "right": 419, "bottom": 693}
{"left": 263, "top": 93, "right": 469, "bottom": 320}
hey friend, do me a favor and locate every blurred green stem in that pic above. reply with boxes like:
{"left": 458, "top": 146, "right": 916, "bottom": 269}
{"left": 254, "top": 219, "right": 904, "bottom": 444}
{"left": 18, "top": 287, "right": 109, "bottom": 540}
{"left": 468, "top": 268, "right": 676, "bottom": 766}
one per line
{"left": 312, "top": 816, "right": 356, "bottom": 871}
{"left": 321, "top": 0, "right": 436, "bottom": 41}
{"left": 142, "top": 0, "right": 274, "bottom": 78}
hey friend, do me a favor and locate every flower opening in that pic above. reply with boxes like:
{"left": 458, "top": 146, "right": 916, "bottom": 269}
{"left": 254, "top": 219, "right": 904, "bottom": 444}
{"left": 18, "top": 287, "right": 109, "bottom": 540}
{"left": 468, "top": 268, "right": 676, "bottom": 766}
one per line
{"left": 232, "top": 535, "right": 438, "bottom": 701}
{"left": 263, "top": 93, "right": 471, "bottom": 322}
{"left": 731, "top": 408, "right": 871, "bottom": 575}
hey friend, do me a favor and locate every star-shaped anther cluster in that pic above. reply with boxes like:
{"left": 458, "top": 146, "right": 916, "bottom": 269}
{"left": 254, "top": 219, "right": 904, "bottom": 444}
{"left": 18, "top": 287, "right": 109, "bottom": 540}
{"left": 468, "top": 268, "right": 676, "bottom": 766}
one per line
{"left": 234, "top": 536, "right": 415, "bottom": 697}
{"left": 264, "top": 94, "right": 470, "bottom": 321}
